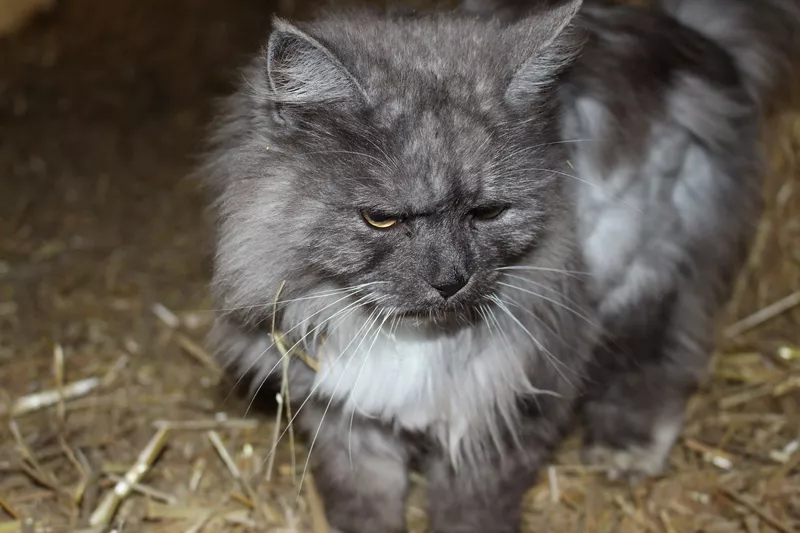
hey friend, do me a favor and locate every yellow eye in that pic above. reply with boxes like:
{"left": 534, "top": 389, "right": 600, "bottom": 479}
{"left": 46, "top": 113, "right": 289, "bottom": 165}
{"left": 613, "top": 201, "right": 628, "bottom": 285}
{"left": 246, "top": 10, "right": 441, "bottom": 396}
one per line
{"left": 362, "top": 211, "right": 398, "bottom": 229}
{"left": 471, "top": 204, "right": 506, "bottom": 220}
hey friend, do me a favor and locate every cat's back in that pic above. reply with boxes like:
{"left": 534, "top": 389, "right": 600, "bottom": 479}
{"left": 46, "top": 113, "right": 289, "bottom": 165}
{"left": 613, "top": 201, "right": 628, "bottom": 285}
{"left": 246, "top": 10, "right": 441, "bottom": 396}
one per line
{"left": 561, "top": 3, "right": 764, "bottom": 316}
{"left": 564, "top": 3, "right": 754, "bottom": 171}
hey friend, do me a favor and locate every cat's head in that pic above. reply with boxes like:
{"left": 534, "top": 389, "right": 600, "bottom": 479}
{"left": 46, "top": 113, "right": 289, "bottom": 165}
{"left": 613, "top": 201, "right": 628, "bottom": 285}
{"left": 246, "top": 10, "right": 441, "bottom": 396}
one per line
{"left": 206, "top": 2, "right": 585, "bottom": 326}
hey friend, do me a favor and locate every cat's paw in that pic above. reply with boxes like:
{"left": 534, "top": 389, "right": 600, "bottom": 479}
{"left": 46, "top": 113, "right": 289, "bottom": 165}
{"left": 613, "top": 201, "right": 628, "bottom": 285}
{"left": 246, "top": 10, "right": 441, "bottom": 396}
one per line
{"left": 582, "top": 403, "right": 684, "bottom": 481}
{"left": 582, "top": 443, "right": 668, "bottom": 482}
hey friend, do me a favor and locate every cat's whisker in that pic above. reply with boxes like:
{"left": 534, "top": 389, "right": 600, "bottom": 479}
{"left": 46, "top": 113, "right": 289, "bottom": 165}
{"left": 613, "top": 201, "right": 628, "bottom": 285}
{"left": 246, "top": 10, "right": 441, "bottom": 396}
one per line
{"left": 296, "top": 308, "right": 385, "bottom": 500}
{"left": 275, "top": 293, "right": 379, "bottom": 366}
{"left": 494, "top": 265, "right": 594, "bottom": 277}
{"left": 490, "top": 295, "right": 577, "bottom": 391}
{"left": 213, "top": 283, "right": 383, "bottom": 371}
{"left": 496, "top": 281, "right": 602, "bottom": 332}
{"left": 255, "top": 299, "right": 387, "bottom": 480}
{"left": 212, "top": 282, "right": 388, "bottom": 314}
{"left": 241, "top": 308, "right": 361, "bottom": 419}
{"left": 500, "top": 294, "right": 587, "bottom": 367}
{"left": 486, "top": 299, "right": 563, "bottom": 413}
{"left": 501, "top": 273, "right": 599, "bottom": 320}
{"left": 216, "top": 285, "right": 381, "bottom": 386}
{"left": 490, "top": 295, "right": 585, "bottom": 388}
{"left": 528, "top": 138, "right": 596, "bottom": 149}
{"left": 480, "top": 304, "right": 514, "bottom": 362}
{"left": 485, "top": 305, "right": 513, "bottom": 356}
{"left": 485, "top": 146, "right": 534, "bottom": 173}
{"left": 482, "top": 302, "right": 532, "bottom": 381}
{"left": 472, "top": 134, "right": 494, "bottom": 156}
{"left": 229, "top": 291, "right": 376, "bottom": 410}
{"left": 512, "top": 166, "right": 643, "bottom": 213}
{"left": 238, "top": 291, "right": 385, "bottom": 408}
{"left": 482, "top": 303, "right": 555, "bottom": 423}
{"left": 348, "top": 310, "right": 392, "bottom": 469}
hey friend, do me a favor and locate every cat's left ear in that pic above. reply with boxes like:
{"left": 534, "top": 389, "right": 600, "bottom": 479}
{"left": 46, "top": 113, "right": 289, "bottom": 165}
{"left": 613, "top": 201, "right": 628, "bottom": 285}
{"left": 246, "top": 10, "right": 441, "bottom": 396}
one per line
{"left": 265, "top": 18, "right": 369, "bottom": 119}
{"left": 506, "top": 0, "right": 585, "bottom": 108}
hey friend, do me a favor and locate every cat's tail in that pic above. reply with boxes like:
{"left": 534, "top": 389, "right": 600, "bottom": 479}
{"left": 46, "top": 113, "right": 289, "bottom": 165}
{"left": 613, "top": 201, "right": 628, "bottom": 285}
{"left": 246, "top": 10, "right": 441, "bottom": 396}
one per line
{"left": 656, "top": 0, "right": 800, "bottom": 111}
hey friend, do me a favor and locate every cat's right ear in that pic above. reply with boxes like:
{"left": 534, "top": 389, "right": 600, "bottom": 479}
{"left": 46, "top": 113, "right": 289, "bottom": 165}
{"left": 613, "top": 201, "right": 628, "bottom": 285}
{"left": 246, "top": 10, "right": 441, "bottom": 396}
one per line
{"left": 266, "top": 18, "right": 368, "bottom": 122}
{"left": 505, "top": 0, "right": 585, "bottom": 109}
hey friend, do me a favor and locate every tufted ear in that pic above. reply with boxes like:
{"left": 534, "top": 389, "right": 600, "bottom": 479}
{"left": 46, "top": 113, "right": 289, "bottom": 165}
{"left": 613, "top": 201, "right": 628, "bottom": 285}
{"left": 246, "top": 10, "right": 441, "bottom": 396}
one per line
{"left": 506, "top": 0, "right": 585, "bottom": 108}
{"left": 266, "top": 18, "right": 368, "bottom": 110}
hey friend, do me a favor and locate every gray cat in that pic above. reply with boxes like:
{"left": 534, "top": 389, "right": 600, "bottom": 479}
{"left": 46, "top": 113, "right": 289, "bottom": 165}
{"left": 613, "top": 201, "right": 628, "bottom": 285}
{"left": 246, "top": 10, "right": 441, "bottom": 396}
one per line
{"left": 201, "top": 0, "right": 799, "bottom": 531}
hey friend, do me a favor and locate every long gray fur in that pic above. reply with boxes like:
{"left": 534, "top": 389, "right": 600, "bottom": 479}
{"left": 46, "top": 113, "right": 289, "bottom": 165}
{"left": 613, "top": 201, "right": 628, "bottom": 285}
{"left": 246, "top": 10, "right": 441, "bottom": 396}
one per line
{"left": 202, "top": 0, "right": 800, "bottom": 530}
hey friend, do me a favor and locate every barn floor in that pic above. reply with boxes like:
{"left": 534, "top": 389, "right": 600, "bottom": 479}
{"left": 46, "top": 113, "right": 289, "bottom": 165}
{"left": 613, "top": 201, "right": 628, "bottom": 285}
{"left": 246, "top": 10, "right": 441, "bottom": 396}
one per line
{"left": 1, "top": 0, "right": 799, "bottom": 532}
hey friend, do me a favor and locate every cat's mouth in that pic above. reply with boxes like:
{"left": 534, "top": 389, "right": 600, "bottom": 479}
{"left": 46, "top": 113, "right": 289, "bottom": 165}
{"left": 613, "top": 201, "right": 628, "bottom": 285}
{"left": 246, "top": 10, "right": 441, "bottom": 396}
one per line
{"left": 361, "top": 278, "right": 496, "bottom": 328}
{"left": 392, "top": 306, "right": 481, "bottom": 328}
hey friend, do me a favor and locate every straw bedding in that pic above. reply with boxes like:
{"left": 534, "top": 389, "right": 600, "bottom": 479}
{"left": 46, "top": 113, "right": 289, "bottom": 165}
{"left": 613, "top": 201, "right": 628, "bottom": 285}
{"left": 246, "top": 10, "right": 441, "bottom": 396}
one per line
{"left": 0, "top": 0, "right": 798, "bottom": 531}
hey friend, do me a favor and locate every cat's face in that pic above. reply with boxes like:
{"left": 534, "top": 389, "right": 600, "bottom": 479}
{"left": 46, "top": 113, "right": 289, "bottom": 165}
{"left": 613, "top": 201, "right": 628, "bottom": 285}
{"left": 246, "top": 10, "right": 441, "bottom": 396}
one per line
{"left": 286, "top": 105, "right": 560, "bottom": 322}
{"left": 207, "top": 6, "right": 584, "bottom": 325}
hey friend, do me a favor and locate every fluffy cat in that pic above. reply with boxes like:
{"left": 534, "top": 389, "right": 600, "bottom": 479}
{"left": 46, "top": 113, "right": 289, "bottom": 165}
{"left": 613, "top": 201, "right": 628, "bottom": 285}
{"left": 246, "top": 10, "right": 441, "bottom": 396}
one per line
{"left": 204, "top": 2, "right": 595, "bottom": 532}
{"left": 202, "top": 0, "right": 800, "bottom": 531}
{"left": 461, "top": 0, "right": 800, "bottom": 478}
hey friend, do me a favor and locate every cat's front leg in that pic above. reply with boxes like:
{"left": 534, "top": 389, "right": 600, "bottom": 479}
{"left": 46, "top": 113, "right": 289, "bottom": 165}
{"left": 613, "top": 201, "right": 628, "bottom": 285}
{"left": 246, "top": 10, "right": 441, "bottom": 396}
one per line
{"left": 581, "top": 366, "right": 691, "bottom": 480}
{"left": 299, "top": 402, "right": 410, "bottom": 533}
{"left": 426, "top": 460, "right": 533, "bottom": 533}
{"left": 426, "top": 408, "right": 572, "bottom": 533}
{"left": 582, "top": 290, "right": 713, "bottom": 480}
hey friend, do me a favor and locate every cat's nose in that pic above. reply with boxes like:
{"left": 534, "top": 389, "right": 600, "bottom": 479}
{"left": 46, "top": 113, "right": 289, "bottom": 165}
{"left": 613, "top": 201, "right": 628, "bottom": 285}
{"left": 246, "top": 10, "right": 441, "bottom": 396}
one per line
{"left": 432, "top": 278, "right": 469, "bottom": 299}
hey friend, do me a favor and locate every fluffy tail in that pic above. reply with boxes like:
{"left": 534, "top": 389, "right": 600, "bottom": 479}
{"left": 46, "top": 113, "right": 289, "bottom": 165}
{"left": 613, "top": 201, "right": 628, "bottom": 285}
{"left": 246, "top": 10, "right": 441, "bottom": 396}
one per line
{"left": 656, "top": 0, "right": 800, "bottom": 110}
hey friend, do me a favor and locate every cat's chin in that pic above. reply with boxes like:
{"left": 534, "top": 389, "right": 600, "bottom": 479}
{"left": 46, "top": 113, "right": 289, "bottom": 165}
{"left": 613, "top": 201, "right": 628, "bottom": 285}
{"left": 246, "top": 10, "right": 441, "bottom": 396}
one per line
{"left": 392, "top": 307, "right": 480, "bottom": 330}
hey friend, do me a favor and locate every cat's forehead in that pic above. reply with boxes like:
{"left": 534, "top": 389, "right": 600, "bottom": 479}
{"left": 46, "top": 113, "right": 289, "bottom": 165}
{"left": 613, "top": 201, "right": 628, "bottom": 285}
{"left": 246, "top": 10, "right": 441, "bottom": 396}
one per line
{"left": 320, "top": 16, "right": 514, "bottom": 110}
{"left": 371, "top": 106, "right": 500, "bottom": 211}
{"left": 375, "top": 74, "right": 501, "bottom": 127}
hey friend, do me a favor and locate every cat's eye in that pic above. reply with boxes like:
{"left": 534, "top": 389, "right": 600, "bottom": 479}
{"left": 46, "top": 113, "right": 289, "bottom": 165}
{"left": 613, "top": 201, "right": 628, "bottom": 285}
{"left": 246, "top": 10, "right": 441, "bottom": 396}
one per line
{"left": 362, "top": 211, "right": 398, "bottom": 229}
{"left": 471, "top": 204, "right": 507, "bottom": 220}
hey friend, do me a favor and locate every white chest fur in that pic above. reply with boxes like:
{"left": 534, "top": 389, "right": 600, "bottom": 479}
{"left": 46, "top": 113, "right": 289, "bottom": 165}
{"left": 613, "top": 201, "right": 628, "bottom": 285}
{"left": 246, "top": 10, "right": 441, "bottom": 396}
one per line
{"left": 314, "top": 319, "right": 477, "bottom": 429}
{"left": 308, "top": 312, "right": 544, "bottom": 459}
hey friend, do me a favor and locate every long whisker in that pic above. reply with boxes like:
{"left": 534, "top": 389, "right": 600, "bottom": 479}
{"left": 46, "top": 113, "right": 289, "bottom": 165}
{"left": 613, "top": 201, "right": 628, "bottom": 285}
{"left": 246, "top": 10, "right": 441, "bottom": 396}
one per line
{"left": 241, "top": 293, "right": 379, "bottom": 417}
{"left": 296, "top": 308, "right": 384, "bottom": 500}
{"left": 211, "top": 282, "right": 388, "bottom": 314}
{"left": 254, "top": 299, "right": 386, "bottom": 479}
{"left": 483, "top": 303, "right": 564, "bottom": 443}
{"left": 227, "top": 291, "right": 374, "bottom": 409}
{"left": 490, "top": 295, "right": 577, "bottom": 391}
{"left": 389, "top": 313, "right": 400, "bottom": 337}
{"left": 496, "top": 281, "right": 602, "bottom": 332}
{"left": 528, "top": 138, "right": 596, "bottom": 149}
{"left": 501, "top": 273, "right": 598, "bottom": 317}
{"left": 485, "top": 302, "right": 558, "bottom": 393}
{"left": 500, "top": 293, "right": 587, "bottom": 358}
{"left": 216, "top": 284, "right": 379, "bottom": 382}
{"left": 481, "top": 303, "right": 527, "bottom": 382}
{"left": 477, "top": 304, "right": 529, "bottom": 453}
{"left": 348, "top": 310, "right": 392, "bottom": 468}
{"left": 487, "top": 140, "right": 594, "bottom": 168}
{"left": 512, "top": 167, "right": 643, "bottom": 213}
{"left": 482, "top": 303, "right": 515, "bottom": 360}
{"left": 493, "top": 265, "right": 594, "bottom": 277}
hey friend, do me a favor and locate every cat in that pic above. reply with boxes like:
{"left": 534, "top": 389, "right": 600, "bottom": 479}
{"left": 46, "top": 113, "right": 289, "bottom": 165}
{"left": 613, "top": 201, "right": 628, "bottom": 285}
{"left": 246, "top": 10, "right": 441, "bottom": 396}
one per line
{"left": 201, "top": 0, "right": 800, "bottom": 531}
{"left": 203, "top": 2, "right": 595, "bottom": 532}
{"left": 460, "top": 0, "right": 800, "bottom": 478}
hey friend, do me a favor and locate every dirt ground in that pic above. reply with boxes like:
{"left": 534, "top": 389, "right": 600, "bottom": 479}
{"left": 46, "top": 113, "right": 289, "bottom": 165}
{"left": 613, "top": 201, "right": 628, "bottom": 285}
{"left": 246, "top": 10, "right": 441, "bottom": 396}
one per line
{"left": 1, "top": 1, "right": 799, "bottom": 532}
